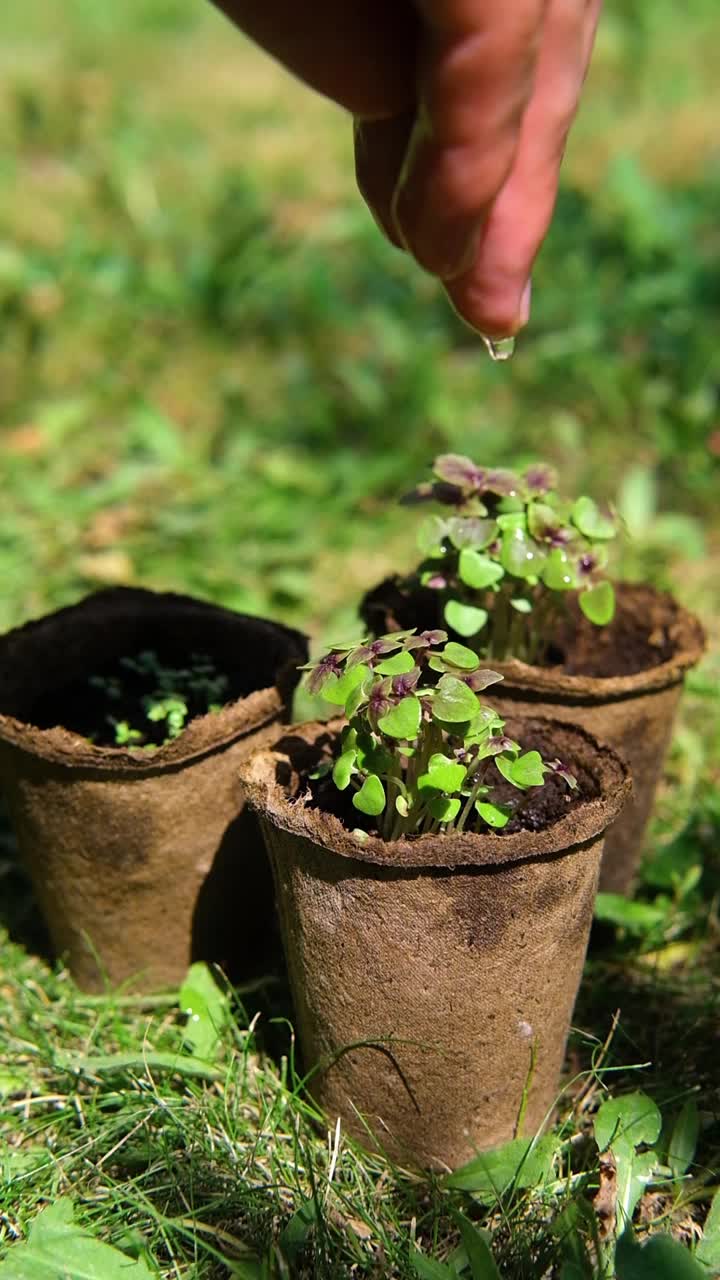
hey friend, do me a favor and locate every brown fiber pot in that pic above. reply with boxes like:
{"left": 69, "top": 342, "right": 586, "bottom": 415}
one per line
{"left": 361, "top": 581, "right": 705, "bottom": 895}
{"left": 0, "top": 588, "right": 307, "bottom": 991}
{"left": 239, "top": 718, "right": 630, "bottom": 1169}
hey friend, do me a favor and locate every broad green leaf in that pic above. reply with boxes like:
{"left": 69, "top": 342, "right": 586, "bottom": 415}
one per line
{"left": 410, "top": 1249, "right": 459, "bottom": 1280}
{"left": 452, "top": 1211, "right": 502, "bottom": 1280}
{"left": 476, "top": 801, "right": 511, "bottom": 829}
{"left": 447, "top": 517, "right": 497, "bottom": 551}
{"left": 419, "top": 754, "right": 467, "bottom": 793}
{"left": 433, "top": 675, "right": 480, "bottom": 723}
{"left": 542, "top": 548, "right": 577, "bottom": 591}
{"left": 378, "top": 695, "right": 422, "bottom": 740}
{"left": 572, "top": 495, "right": 616, "bottom": 540}
{"left": 495, "top": 750, "right": 546, "bottom": 789}
{"left": 345, "top": 678, "right": 369, "bottom": 718}
{"left": 353, "top": 774, "right": 386, "bottom": 816}
{"left": 445, "top": 1136, "right": 557, "bottom": 1202}
{"left": 428, "top": 795, "right": 462, "bottom": 822}
{"left": 500, "top": 527, "right": 545, "bottom": 579}
{"left": 375, "top": 651, "right": 416, "bottom": 676}
{"left": 332, "top": 749, "right": 357, "bottom": 791}
{"left": 458, "top": 549, "right": 505, "bottom": 591}
{"left": 579, "top": 581, "right": 615, "bottom": 625}
{"left": 594, "top": 894, "right": 667, "bottom": 935}
{"left": 0, "top": 1199, "right": 157, "bottom": 1279}
{"left": 444, "top": 600, "right": 488, "bottom": 638}
{"left": 496, "top": 512, "right": 526, "bottom": 531}
{"left": 322, "top": 663, "right": 371, "bottom": 706}
{"left": 278, "top": 1198, "right": 317, "bottom": 1265}
{"left": 667, "top": 1099, "right": 699, "bottom": 1177}
{"left": 616, "top": 1229, "right": 706, "bottom": 1279}
{"left": 443, "top": 642, "right": 481, "bottom": 671}
{"left": 179, "top": 962, "right": 228, "bottom": 1062}
{"left": 418, "top": 515, "right": 449, "bottom": 558}
{"left": 595, "top": 1092, "right": 662, "bottom": 1155}
{"left": 697, "top": 1191, "right": 720, "bottom": 1270}
{"left": 510, "top": 598, "right": 532, "bottom": 613}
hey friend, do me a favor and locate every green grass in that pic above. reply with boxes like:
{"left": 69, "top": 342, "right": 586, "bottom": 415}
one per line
{"left": 1, "top": 0, "right": 719, "bottom": 1275}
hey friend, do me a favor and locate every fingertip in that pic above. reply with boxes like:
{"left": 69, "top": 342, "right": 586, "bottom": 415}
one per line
{"left": 444, "top": 273, "right": 531, "bottom": 338}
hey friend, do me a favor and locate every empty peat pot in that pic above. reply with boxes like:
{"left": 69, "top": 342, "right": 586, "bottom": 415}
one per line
{"left": 361, "top": 581, "right": 705, "bottom": 895}
{"left": 0, "top": 587, "right": 307, "bottom": 991}
{"left": 239, "top": 718, "right": 630, "bottom": 1169}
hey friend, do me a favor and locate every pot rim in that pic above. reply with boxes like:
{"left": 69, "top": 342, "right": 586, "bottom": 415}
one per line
{"left": 240, "top": 716, "right": 631, "bottom": 870}
{"left": 0, "top": 587, "right": 307, "bottom": 773}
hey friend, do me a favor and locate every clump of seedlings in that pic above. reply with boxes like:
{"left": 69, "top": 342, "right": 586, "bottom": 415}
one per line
{"left": 401, "top": 454, "right": 619, "bottom": 662}
{"left": 303, "top": 629, "right": 576, "bottom": 840}
{"left": 88, "top": 649, "right": 229, "bottom": 748}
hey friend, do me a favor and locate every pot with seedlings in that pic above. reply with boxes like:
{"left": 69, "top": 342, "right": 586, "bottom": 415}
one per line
{"left": 0, "top": 587, "right": 307, "bottom": 991}
{"left": 361, "top": 455, "right": 704, "bottom": 894}
{"left": 240, "top": 629, "right": 630, "bottom": 1168}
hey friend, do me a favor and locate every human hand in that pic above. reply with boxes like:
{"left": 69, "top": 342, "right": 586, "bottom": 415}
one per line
{"left": 213, "top": 0, "right": 602, "bottom": 339}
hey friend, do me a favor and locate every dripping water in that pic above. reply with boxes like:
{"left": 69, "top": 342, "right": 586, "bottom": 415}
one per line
{"left": 481, "top": 335, "right": 516, "bottom": 362}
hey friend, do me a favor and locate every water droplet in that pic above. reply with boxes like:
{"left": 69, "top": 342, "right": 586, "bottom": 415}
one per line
{"left": 482, "top": 335, "right": 516, "bottom": 362}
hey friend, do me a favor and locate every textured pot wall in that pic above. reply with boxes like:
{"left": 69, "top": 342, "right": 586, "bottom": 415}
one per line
{"left": 490, "top": 683, "right": 682, "bottom": 894}
{"left": 0, "top": 588, "right": 307, "bottom": 991}
{"left": 241, "top": 719, "right": 630, "bottom": 1169}
{"left": 263, "top": 819, "right": 603, "bottom": 1168}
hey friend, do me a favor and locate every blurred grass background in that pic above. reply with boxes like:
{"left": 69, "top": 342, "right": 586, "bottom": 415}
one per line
{"left": 1, "top": 0, "right": 719, "bottom": 650}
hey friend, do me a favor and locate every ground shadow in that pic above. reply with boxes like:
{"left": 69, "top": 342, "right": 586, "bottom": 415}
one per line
{"left": 0, "top": 794, "right": 52, "bottom": 961}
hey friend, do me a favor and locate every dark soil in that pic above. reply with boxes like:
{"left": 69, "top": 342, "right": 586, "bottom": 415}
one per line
{"left": 361, "top": 577, "right": 678, "bottom": 678}
{"left": 297, "top": 726, "right": 596, "bottom": 841}
{"left": 27, "top": 648, "right": 245, "bottom": 747}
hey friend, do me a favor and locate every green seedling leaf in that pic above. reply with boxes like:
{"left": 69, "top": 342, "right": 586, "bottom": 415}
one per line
{"left": 428, "top": 795, "right": 462, "bottom": 822}
{"left": 345, "top": 678, "right": 369, "bottom": 718}
{"left": 579, "top": 580, "right": 615, "bottom": 625}
{"left": 616, "top": 1229, "right": 706, "bottom": 1279}
{"left": 353, "top": 774, "right": 386, "bottom": 816}
{"left": 418, "top": 515, "right": 449, "bottom": 557}
{"left": 697, "top": 1190, "right": 720, "bottom": 1271}
{"left": 495, "top": 750, "right": 546, "bottom": 789}
{"left": 179, "top": 962, "right": 229, "bottom": 1062}
{"left": 594, "top": 893, "right": 667, "bottom": 935}
{"left": 278, "top": 1198, "right": 317, "bottom": 1266}
{"left": 443, "top": 642, "right": 481, "bottom": 670}
{"left": 447, "top": 516, "right": 497, "bottom": 551}
{"left": 433, "top": 675, "right": 480, "bottom": 722}
{"left": 322, "top": 663, "right": 371, "bottom": 706}
{"left": 410, "top": 1250, "right": 459, "bottom": 1280}
{"left": 572, "top": 495, "right": 616, "bottom": 540}
{"left": 444, "top": 600, "right": 488, "bottom": 638}
{"left": 500, "top": 527, "right": 545, "bottom": 579}
{"left": 476, "top": 801, "right": 511, "bottom": 829}
{"left": 378, "top": 695, "right": 422, "bottom": 739}
{"left": 510, "top": 598, "right": 532, "bottom": 613}
{"left": 375, "top": 650, "right": 416, "bottom": 676}
{"left": 458, "top": 549, "right": 505, "bottom": 590}
{"left": 667, "top": 1099, "right": 699, "bottom": 1177}
{"left": 617, "top": 464, "right": 657, "bottom": 537}
{"left": 445, "top": 1136, "right": 557, "bottom": 1202}
{"left": 542, "top": 548, "right": 577, "bottom": 591}
{"left": 419, "top": 754, "right": 467, "bottom": 793}
{"left": 396, "top": 795, "right": 410, "bottom": 817}
{"left": 332, "top": 749, "right": 357, "bottom": 790}
{"left": 451, "top": 1211, "right": 501, "bottom": 1280}
{"left": 0, "top": 1199, "right": 157, "bottom": 1279}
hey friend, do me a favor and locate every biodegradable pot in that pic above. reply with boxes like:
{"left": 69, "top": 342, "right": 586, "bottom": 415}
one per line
{"left": 361, "top": 580, "right": 705, "bottom": 895}
{"left": 240, "top": 718, "right": 630, "bottom": 1169}
{"left": 0, "top": 588, "right": 307, "bottom": 991}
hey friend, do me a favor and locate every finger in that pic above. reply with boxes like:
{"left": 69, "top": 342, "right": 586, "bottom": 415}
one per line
{"left": 212, "top": 0, "right": 417, "bottom": 119}
{"left": 392, "top": 0, "right": 549, "bottom": 280}
{"left": 354, "top": 112, "right": 416, "bottom": 248}
{"left": 445, "top": 0, "right": 602, "bottom": 335}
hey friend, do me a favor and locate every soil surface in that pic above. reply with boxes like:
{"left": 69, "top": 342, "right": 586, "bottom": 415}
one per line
{"left": 27, "top": 648, "right": 251, "bottom": 748}
{"left": 361, "top": 578, "right": 680, "bottom": 678}
{"left": 298, "top": 725, "right": 596, "bottom": 841}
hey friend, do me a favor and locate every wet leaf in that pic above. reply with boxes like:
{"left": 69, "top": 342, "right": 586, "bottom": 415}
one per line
{"left": 444, "top": 599, "right": 488, "bottom": 637}
{"left": 572, "top": 495, "right": 616, "bottom": 540}
{"left": 458, "top": 549, "right": 505, "bottom": 590}
{"left": 378, "top": 695, "right": 422, "bottom": 740}
{"left": 433, "top": 675, "right": 480, "bottom": 723}
{"left": 179, "top": 962, "right": 228, "bottom": 1062}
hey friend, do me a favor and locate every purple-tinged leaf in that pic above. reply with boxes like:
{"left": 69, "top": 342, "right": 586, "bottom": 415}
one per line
{"left": 433, "top": 453, "right": 486, "bottom": 491}
{"left": 523, "top": 463, "right": 558, "bottom": 495}
{"left": 546, "top": 759, "right": 578, "bottom": 789}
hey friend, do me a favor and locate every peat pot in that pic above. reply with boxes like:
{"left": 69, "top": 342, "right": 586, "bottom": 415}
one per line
{"left": 0, "top": 587, "right": 307, "bottom": 991}
{"left": 362, "top": 581, "right": 705, "bottom": 895}
{"left": 239, "top": 718, "right": 630, "bottom": 1169}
